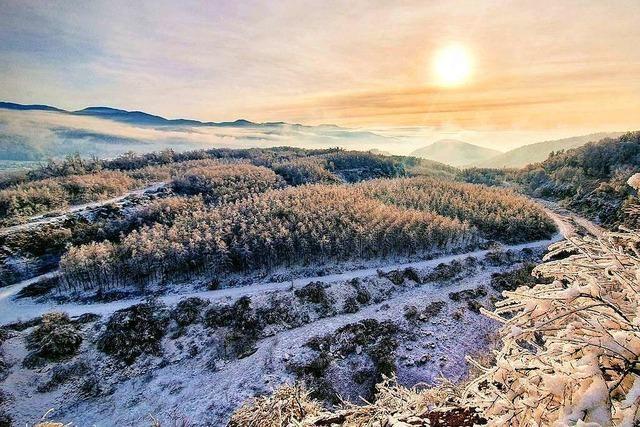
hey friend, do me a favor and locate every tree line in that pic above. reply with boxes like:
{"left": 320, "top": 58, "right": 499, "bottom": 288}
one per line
{"left": 59, "top": 177, "right": 555, "bottom": 291}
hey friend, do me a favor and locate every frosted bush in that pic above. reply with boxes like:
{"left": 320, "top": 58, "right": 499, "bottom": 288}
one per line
{"left": 627, "top": 173, "right": 640, "bottom": 191}
{"left": 464, "top": 226, "right": 640, "bottom": 426}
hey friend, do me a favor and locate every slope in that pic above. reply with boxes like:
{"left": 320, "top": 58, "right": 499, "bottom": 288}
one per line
{"left": 478, "top": 132, "right": 624, "bottom": 168}
{"left": 411, "top": 140, "right": 500, "bottom": 167}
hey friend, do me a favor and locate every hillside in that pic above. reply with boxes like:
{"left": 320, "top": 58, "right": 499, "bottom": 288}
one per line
{"left": 464, "top": 131, "right": 640, "bottom": 228}
{"left": 0, "top": 147, "right": 560, "bottom": 425}
{"left": 478, "top": 132, "right": 624, "bottom": 168}
{"left": 411, "top": 139, "right": 500, "bottom": 167}
{"left": 230, "top": 191, "right": 640, "bottom": 426}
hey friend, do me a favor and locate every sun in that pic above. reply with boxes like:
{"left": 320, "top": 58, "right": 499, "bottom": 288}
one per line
{"left": 433, "top": 44, "right": 473, "bottom": 87}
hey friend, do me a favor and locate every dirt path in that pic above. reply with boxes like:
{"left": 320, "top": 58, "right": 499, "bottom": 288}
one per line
{"left": 536, "top": 199, "right": 605, "bottom": 238}
{"left": 0, "top": 182, "right": 166, "bottom": 236}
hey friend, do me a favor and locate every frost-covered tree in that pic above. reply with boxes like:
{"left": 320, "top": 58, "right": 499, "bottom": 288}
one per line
{"left": 464, "top": 173, "right": 640, "bottom": 426}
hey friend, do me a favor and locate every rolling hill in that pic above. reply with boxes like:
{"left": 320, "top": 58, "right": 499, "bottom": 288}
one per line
{"left": 478, "top": 132, "right": 625, "bottom": 168}
{"left": 410, "top": 139, "right": 501, "bottom": 167}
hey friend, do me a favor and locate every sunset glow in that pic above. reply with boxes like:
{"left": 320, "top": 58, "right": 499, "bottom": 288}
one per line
{"left": 0, "top": 0, "right": 639, "bottom": 147}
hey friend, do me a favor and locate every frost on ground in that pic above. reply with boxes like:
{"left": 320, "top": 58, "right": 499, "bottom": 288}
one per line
{"left": 0, "top": 246, "right": 543, "bottom": 426}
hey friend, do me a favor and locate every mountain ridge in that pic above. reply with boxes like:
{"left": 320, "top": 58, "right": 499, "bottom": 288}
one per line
{"left": 0, "top": 101, "right": 337, "bottom": 130}
{"left": 411, "top": 139, "right": 501, "bottom": 167}
{"left": 478, "top": 132, "right": 626, "bottom": 168}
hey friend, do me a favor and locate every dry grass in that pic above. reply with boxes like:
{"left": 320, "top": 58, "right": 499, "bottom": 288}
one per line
{"left": 228, "top": 384, "right": 323, "bottom": 427}
{"left": 31, "top": 409, "right": 71, "bottom": 427}
{"left": 228, "top": 377, "right": 481, "bottom": 426}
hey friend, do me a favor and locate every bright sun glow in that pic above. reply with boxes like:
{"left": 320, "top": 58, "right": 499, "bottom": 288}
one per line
{"left": 433, "top": 44, "right": 473, "bottom": 87}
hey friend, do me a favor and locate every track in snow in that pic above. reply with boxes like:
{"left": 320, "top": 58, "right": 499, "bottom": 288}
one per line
{"left": 0, "top": 182, "right": 166, "bottom": 236}
{"left": 0, "top": 199, "right": 597, "bottom": 325}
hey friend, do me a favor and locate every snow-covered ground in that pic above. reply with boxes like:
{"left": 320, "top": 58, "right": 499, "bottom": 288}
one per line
{"left": 0, "top": 237, "right": 555, "bottom": 326}
{"left": 0, "top": 201, "right": 600, "bottom": 426}
{"left": 1, "top": 248, "right": 533, "bottom": 426}
{"left": 0, "top": 199, "right": 588, "bottom": 326}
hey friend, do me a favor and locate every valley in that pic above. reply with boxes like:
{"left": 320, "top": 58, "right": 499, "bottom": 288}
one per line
{"left": 0, "top": 134, "right": 635, "bottom": 426}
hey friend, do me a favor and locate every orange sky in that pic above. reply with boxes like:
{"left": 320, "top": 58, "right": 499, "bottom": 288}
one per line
{"left": 1, "top": 0, "right": 639, "bottom": 149}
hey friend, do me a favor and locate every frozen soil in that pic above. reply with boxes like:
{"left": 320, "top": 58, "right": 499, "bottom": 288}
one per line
{"left": 0, "top": 245, "right": 545, "bottom": 426}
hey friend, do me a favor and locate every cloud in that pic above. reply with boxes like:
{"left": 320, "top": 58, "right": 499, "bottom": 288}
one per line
{"left": 0, "top": 109, "right": 417, "bottom": 159}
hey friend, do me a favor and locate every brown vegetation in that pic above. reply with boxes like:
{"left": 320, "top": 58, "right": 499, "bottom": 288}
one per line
{"left": 0, "top": 171, "right": 137, "bottom": 224}
{"left": 363, "top": 177, "right": 556, "bottom": 242}
{"left": 58, "top": 176, "right": 554, "bottom": 291}
{"left": 59, "top": 181, "right": 475, "bottom": 290}
{"left": 171, "top": 163, "right": 285, "bottom": 204}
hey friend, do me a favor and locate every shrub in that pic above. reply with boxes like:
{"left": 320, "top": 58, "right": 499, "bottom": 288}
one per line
{"left": 403, "top": 305, "right": 419, "bottom": 321}
{"left": 294, "top": 282, "right": 331, "bottom": 305}
{"left": 490, "top": 263, "right": 538, "bottom": 292}
{"left": 422, "top": 301, "right": 446, "bottom": 320}
{"left": 343, "top": 297, "right": 360, "bottom": 314}
{"left": 25, "top": 312, "right": 82, "bottom": 363}
{"left": 96, "top": 301, "right": 169, "bottom": 364}
{"left": 203, "top": 296, "right": 264, "bottom": 358}
{"left": 230, "top": 377, "right": 486, "bottom": 426}
{"left": 377, "top": 269, "right": 405, "bottom": 286}
{"left": 448, "top": 286, "right": 487, "bottom": 302}
{"left": 256, "top": 295, "right": 304, "bottom": 327}
{"left": 311, "top": 319, "right": 398, "bottom": 379}
{"left": 16, "top": 275, "right": 60, "bottom": 299}
{"left": 464, "top": 226, "right": 640, "bottom": 425}
{"left": 172, "top": 297, "right": 209, "bottom": 327}
{"left": 425, "top": 261, "right": 465, "bottom": 282}
{"left": 229, "top": 384, "right": 322, "bottom": 427}
{"left": 203, "top": 304, "right": 235, "bottom": 329}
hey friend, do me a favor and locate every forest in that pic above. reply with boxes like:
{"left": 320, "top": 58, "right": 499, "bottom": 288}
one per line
{"left": 0, "top": 146, "right": 556, "bottom": 293}
{"left": 233, "top": 174, "right": 640, "bottom": 426}
{"left": 58, "top": 175, "right": 554, "bottom": 291}
{"left": 0, "top": 148, "right": 410, "bottom": 225}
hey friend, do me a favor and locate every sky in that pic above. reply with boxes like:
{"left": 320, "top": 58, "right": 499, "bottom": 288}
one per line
{"left": 0, "top": 0, "right": 639, "bottom": 150}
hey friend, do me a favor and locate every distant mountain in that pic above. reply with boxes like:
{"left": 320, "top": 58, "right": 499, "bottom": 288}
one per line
{"left": 0, "top": 101, "right": 393, "bottom": 144}
{"left": 72, "top": 106, "right": 204, "bottom": 126}
{"left": 0, "top": 101, "right": 332, "bottom": 130}
{"left": 0, "top": 100, "right": 396, "bottom": 163}
{"left": 478, "top": 132, "right": 625, "bottom": 168}
{"left": 0, "top": 102, "right": 64, "bottom": 112}
{"left": 410, "top": 139, "right": 501, "bottom": 167}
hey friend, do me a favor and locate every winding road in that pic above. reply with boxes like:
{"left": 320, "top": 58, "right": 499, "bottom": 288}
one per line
{"left": 0, "top": 200, "right": 599, "bottom": 326}
{"left": 0, "top": 182, "right": 166, "bottom": 236}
